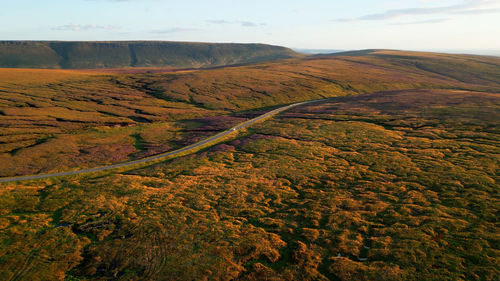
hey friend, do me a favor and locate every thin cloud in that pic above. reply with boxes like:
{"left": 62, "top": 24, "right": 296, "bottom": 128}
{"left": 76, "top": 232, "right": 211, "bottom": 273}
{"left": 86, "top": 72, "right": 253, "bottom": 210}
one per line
{"left": 52, "top": 24, "right": 120, "bottom": 31}
{"left": 335, "top": 18, "right": 357, "bottom": 23}
{"left": 390, "top": 18, "right": 449, "bottom": 25}
{"left": 86, "top": 0, "right": 143, "bottom": 2}
{"left": 151, "top": 28, "right": 199, "bottom": 34}
{"left": 206, "top": 20, "right": 266, "bottom": 27}
{"left": 359, "top": 7, "right": 451, "bottom": 20}
{"left": 206, "top": 20, "right": 232, "bottom": 24}
{"left": 241, "top": 21, "right": 258, "bottom": 27}
{"left": 453, "top": 7, "right": 500, "bottom": 14}
{"left": 334, "top": 0, "right": 500, "bottom": 21}
{"left": 241, "top": 21, "right": 266, "bottom": 27}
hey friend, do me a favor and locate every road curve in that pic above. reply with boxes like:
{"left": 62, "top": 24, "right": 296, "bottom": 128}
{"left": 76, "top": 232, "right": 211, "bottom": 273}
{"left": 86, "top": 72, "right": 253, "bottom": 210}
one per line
{"left": 0, "top": 99, "right": 325, "bottom": 183}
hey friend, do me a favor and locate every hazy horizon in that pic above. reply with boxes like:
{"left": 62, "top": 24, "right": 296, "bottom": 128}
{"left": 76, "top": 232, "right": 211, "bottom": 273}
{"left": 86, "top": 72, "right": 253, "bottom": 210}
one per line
{"left": 293, "top": 47, "right": 500, "bottom": 56}
{"left": 1, "top": 39, "right": 499, "bottom": 57}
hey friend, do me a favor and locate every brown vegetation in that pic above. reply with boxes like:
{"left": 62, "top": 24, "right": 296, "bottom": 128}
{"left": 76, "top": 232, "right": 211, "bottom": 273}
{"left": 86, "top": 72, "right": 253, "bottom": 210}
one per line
{"left": 1, "top": 51, "right": 499, "bottom": 177}
{"left": 0, "top": 51, "right": 499, "bottom": 280}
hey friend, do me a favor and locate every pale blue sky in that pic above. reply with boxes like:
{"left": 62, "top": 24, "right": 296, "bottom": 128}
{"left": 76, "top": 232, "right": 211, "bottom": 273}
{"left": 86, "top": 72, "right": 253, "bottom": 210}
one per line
{"left": 1, "top": 0, "right": 499, "bottom": 53}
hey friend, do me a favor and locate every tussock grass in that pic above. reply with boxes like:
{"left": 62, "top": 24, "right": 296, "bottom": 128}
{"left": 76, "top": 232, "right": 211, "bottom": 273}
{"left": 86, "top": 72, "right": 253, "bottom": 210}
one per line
{"left": 0, "top": 51, "right": 499, "bottom": 280}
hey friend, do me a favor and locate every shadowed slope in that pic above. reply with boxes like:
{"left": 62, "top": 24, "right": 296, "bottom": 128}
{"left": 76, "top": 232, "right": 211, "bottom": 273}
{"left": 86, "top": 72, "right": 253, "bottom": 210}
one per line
{"left": 0, "top": 41, "right": 300, "bottom": 69}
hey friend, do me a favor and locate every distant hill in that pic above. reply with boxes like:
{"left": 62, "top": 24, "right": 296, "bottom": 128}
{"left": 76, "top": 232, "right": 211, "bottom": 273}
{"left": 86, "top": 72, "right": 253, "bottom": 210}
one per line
{"left": 0, "top": 41, "right": 299, "bottom": 69}
{"left": 317, "top": 49, "right": 500, "bottom": 86}
{"left": 293, "top": 48, "right": 343, "bottom": 54}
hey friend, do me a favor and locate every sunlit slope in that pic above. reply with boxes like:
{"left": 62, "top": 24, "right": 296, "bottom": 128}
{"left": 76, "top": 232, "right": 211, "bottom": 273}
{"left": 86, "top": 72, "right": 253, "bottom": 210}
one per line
{"left": 0, "top": 41, "right": 299, "bottom": 69}
{"left": 0, "top": 50, "right": 498, "bottom": 177}
{"left": 324, "top": 49, "right": 500, "bottom": 87}
{"left": 1, "top": 88, "right": 498, "bottom": 280}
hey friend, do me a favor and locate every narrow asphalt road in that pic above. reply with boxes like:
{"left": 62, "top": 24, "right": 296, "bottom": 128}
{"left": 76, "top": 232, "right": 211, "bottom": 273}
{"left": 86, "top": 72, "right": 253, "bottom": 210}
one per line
{"left": 0, "top": 99, "right": 324, "bottom": 183}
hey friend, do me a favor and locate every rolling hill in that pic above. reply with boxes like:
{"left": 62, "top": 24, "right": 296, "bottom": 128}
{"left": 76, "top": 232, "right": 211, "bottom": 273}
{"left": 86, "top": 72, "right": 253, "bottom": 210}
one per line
{"left": 0, "top": 50, "right": 499, "bottom": 281}
{"left": 0, "top": 41, "right": 299, "bottom": 69}
{"left": 0, "top": 50, "right": 499, "bottom": 178}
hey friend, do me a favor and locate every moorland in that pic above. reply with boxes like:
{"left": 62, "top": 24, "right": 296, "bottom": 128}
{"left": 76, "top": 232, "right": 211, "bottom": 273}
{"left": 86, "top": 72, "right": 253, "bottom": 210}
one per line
{"left": 0, "top": 49, "right": 499, "bottom": 280}
{"left": 0, "top": 41, "right": 298, "bottom": 69}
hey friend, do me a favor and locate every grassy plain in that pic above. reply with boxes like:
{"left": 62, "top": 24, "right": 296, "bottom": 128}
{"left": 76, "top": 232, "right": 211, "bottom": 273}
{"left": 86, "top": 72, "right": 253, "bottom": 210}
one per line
{"left": 0, "top": 50, "right": 499, "bottom": 280}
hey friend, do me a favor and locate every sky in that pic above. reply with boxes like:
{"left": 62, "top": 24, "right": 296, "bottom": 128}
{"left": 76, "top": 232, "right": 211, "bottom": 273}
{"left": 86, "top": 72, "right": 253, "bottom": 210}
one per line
{"left": 1, "top": 0, "right": 500, "bottom": 53}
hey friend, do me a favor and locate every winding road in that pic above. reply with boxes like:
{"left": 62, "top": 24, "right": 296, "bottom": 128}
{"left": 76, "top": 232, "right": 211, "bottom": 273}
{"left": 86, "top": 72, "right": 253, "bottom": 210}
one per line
{"left": 0, "top": 99, "right": 323, "bottom": 183}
